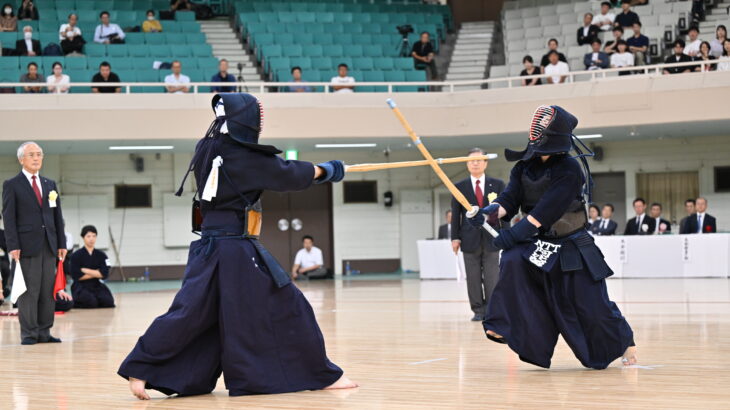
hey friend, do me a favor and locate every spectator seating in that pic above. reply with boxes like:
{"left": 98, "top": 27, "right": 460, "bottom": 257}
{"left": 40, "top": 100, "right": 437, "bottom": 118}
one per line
{"left": 233, "top": 0, "right": 448, "bottom": 92}
{"left": 1, "top": 0, "right": 216, "bottom": 93}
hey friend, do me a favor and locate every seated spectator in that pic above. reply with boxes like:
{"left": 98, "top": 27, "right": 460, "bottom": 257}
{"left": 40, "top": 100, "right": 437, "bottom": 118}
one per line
{"left": 291, "top": 235, "right": 328, "bottom": 280}
{"left": 17, "top": 0, "right": 38, "bottom": 21}
{"left": 544, "top": 50, "right": 569, "bottom": 84}
{"left": 614, "top": 0, "right": 640, "bottom": 28}
{"left": 0, "top": 3, "right": 16, "bottom": 32}
{"left": 649, "top": 203, "right": 671, "bottom": 234}
{"left": 691, "top": 0, "right": 705, "bottom": 24}
{"left": 594, "top": 204, "right": 618, "bottom": 236}
{"left": 210, "top": 59, "right": 236, "bottom": 93}
{"left": 627, "top": 22, "right": 649, "bottom": 66}
{"left": 584, "top": 39, "right": 610, "bottom": 70}
{"left": 287, "top": 66, "right": 313, "bottom": 92}
{"left": 539, "top": 38, "right": 567, "bottom": 72}
{"left": 592, "top": 2, "right": 615, "bottom": 31}
{"left": 142, "top": 10, "right": 162, "bottom": 33}
{"left": 59, "top": 13, "right": 85, "bottom": 55}
{"left": 710, "top": 25, "right": 727, "bottom": 58}
{"left": 15, "top": 25, "right": 41, "bottom": 56}
{"left": 577, "top": 13, "right": 600, "bottom": 46}
{"left": 164, "top": 60, "right": 190, "bottom": 93}
{"left": 624, "top": 198, "right": 655, "bottom": 235}
{"left": 171, "top": 0, "right": 192, "bottom": 11}
{"left": 717, "top": 40, "right": 730, "bottom": 71}
{"left": 604, "top": 26, "right": 624, "bottom": 55}
{"left": 694, "top": 41, "right": 716, "bottom": 72}
{"left": 70, "top": 225, "right": 115, "bottom": 308}
{"left": 94, "top": 11, "right": 125, "bottom": 44}
{"left": 20, "top": 62, "right": 44, "bottom": 93}
{"left": 679, "top": 198, "right": 696, "bottom": 234}
{"left": 686, "top": 197, "right": 717, "bottom": 234}
{"left": 520, "top": 55, "right": 541, "bottom": 86}
{"left": 46, "top": 62, "right": 70, "bottom": 94}
{"left": 91, "top": 61, "right": 121, "bottom": 93}
{"left": 411, "top": 31, "right": 438, "bottom": 80}
{"left": 610, "top": 40, "right": 634, "bottom": 75}
{"left": 663, "top": 40, "right": 694, "bottom": 74}
{"left": 684, "top": 26, "right": 702, "bottom": 57}
{"left": 588, "top": 204, "right": 600, "bottom": 226}
{"left": 330, "top": 63, "right": 355, "bottom": 93}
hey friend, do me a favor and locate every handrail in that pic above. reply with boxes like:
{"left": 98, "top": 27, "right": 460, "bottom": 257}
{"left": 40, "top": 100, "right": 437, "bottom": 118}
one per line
{"left": 2, "top": 58, "right": 726, "bottom": 94}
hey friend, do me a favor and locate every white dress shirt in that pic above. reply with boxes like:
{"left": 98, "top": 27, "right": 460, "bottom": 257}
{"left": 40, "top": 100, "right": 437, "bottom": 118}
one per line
{"left": 294, "top": 246, "right": 324, "bottom": 269}
{"left": 635, "top": 213, "right": 645, "bottom": 230}
{"left": 330, "top": 75, "right": 355, "bottom": 93}
{"left": 24, "top": 38, "right": 33, "bottom": 52}
{"left": 654, "top": 217, "right": 662, "bottom": 234}
{"left": 94, "top": 23, "right": 126, "bottom": 43}
{"left": 684, "top": 39, "right": 702, "bottom": 56}
{"left": 58, "top": 23, "right": 82, "bottom": 41}
{"left": 592, "top": 12, "right": 615, "bottom": 31}
{"left": 696, "top": 212, "right": 705, "bottom": 233}
{"left": 545, "top": 61, "right": 570, "bottom": 84}
{"left": 611, "top": 52, "right": 634, "bottom": 68}
{"left": 600, "top": 218, "right": 611, "bottom": 230}
{"left": 21, "top": 168, "right": 42, "bottom": 197}
{"left": 164, "top": 73, "right": 191, "bottom": 93}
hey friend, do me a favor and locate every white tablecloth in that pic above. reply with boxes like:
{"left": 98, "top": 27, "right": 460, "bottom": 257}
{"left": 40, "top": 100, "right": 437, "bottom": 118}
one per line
{"left": 594, "top": 234, "right": 730, "bottom": 278}
{"left": 417, "top": 240, "right": 465, "bottom": 280}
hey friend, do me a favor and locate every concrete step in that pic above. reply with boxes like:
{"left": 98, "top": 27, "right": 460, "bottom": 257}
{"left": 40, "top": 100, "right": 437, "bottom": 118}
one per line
{"left": 216, "top": 55, "right": 253, "bottom": 63}
{"left": 212, "top": 44, "right": 246, "bottom": 52}
{"left": 454, "top": 43, "right": 491, "bottom": 50}
{"left": 448, "top": 66, "right": 486, "bottom": 74}
{"left": 450, "top": 57, "right": 488, "bottom": 64}
{"left": 204, "top": 33, "right": 239, "bottom": 40}
{"left": 446, "top": 73, "right": 485, "bottom": 80}
{"left": 705, "top": 13, "right": 729, "bottom": 21}
{"left": 451, "top": 49, "right": 490, "bottom": 56}
{"left": 458, "top": 33, "right": 494, "bottom": 39}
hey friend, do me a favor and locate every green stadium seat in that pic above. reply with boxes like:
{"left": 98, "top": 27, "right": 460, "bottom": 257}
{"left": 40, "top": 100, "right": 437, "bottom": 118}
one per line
{"left": 337, "top": 33, "right": 354, "bottom": 45}
{"left": 362, "top": 70, "right": 386, "bottom": 92}
{"left": 96, "top": 0, "right": 114, "bottom": 11}
{"left": 163, "top": 21, "right": 181, "bottom": 32}
{"left": 79, "top": 23, "right": 97, "bottom": 36}
{"left": 311, "top": 56, "right": 333, "bottom": 71}
{"left": 0, "top": 57, "right": 20, "bottom": 70}
{"left": 132, "top": 0, "right": 152, "bottom": 10}
{"left": 150, "top": 0, "right": 169, "bottom": 11}
{"left": 174, "top": 11, "right": 196, "bottom": 21}
{"left": 304, "top": 24, "right": 324, "bottom": 34}
{"left": 0, "top": 32, "right": 17, "bottom": 45}
{"left": 65, "top": 57, "right": 88, "bottom": 70}
{"left": 197, "top": 57, "right": 219, "bottom": 71}
{"left": 116, "top": 70, "right": 136, "bottom": 84}
{"left": 39, "top": 32, "right": 58, "bottom": 46}
{"left": 55, "top": 0, "right": 74, "bottom": 11}
{"left": 112, "top": 59, "right": 133, "bottom": 70}
{"left": 107, "top": 44, "right": 129, "bottom": 57}
{"left": 322, "top": 44, "right": 344, "bottom": 58}
{"left": 268, "top": 57, "right": 290, "bottom": 78}
{"left": 343, "top": 45, "right": 364, "bottom": 58}
{"left": 353, "top": 57, "right": 374, "bottom": 71}
{"left": 129, "top": 44, "right": 150, "bottom": 57}
{"left": 74, "top": 0, "right": 95, "bottom": 10}
{"left": 404, "top": 70, "right": 427, "bottom": 92}
{"left": 179, "top": 22, "right": 200, "bottom": 32}
{"left": 125, "top": 32, "right": 145, "bottom": 45}
{"left": 191, "top": 44, "right": 212, "bottom": 57}
{"left": 278, "top": 12, "right": 296, "bottom": 24}
{"left": 186, "top": 33, "right": 207, "bottom": 44}
{"left": 344, "top": 23, "right": 363, "bottom": 34}
{"left": 282, "top": 44, "right": 303, "bottom": 57}
{"left": 148, "top": 45, "right": 171, "bottom": 58}
{"left": 276, "top": 33, "right": 295, "bottom": 44}
{"left": 384, "top": 69, "right": 405, "bottom": 88}
{"left": 19, "top": 57, "right": 42, "bottom": 72}
{"left": 298, "top": 12, "right": 316, "bottom": 23}
{"left": 186, "top": 69, "right": 205, "bottom": 82}
{"left": 131, "top": 57, "right": 155, "bottom": 70}
{"left": 77, "top": 10, "right": 98, "bottom": 23}
{"left": 42, "top": 56, "right": 65, "bottom": 72}
{"left": 83, "top": 43, "right": 105, "bottom": 57}
{"left": 303, "top": 44, "right": 324, "bottom": 57}
{"left": 165, "top": 33, "right": 186, "bottom": 44}
{"left": 170, "top": 45, "right": 192, "bottom": 57}
{"left": 289, "top": 56, "right": 312, "bottom": 70}
{"left": 275, "top": 68, "right": 291, "bottom": 84}
{"left": 373, "top": 57, "right": 395, "bottom": 70}
{"left": 314, "top": 12, "right": 333, "bottom": 24}
{"left": 132, "top": 71, "right": 162, "bottom": 93}
{"left": 145, "top": 33, "right": 166, "bottom": 45}
{"left": 262, "top": 44, "right": 282, "bottom": 59}
{"left": 335, "top": 57, "right": 353, "bottom": 69}
{"left": 178, "top": 57, "right": 198, "bottom": 70}
{"left": 394, "top": 58, "right": 412, "bottom": 70}
{"left": 363, "top": 44, "right": 383, "bottom": 57}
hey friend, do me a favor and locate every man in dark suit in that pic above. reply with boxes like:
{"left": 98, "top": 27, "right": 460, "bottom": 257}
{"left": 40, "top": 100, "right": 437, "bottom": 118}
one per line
{"left": 577, "top": 13, "right": 601, "bottom": 45}
{"left": 685, "top": 197, "right": 717, "bottom": 234}
{"left": 649, "top": 202, "right": 671, "bottom": 234}
{"left": 437, "top": 210, "right": 452, "bottom": 239}
{"left": 15, "top": 25, "right": 42, "bottom": 57}
{"left": 624, "top": 197, "right": 655, "bottom": 235}
{"left": 2, "top": 142, "right": 67, "bottom": 345}
{"left": 584, "top": 39, "right": 610, "bottom": 70}
{"left": 593, "top": 203, "right": 618, "bottom": 235}
{"left": 451, "top": 148, "right": 506, "bottom": 322}
{"left": 679, "top": 198, "right": 695, "bottom": 234}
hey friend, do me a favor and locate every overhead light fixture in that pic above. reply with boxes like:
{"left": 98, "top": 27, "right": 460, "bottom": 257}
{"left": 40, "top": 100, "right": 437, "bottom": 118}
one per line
{"left": 109, "top": 145, "right": 175, "bottom": 150}
{"left": 575, "top": 134, "right": 603, "bottom": 139}
{"left": 315, "top": 143, "right": 377, "bottom": 148}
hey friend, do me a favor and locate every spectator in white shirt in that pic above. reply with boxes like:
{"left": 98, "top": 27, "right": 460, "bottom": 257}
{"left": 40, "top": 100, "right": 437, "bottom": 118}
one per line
{"left": 46, "top": 62, "right": 70, "bottom": 94}
{"left": 164, "top": 60, "right": 190, "bottom": 93}
{"left": 592, "top": 1, "right": 616, "bottom": 31}
{"left": 684, "top": 26, "right": 702, "bottom": 57}
{"left": 94, "top": 11, "right": 125, "bottom": 44}
{"left": 717, "top": 39, "right": 730, "bottom": 71}
{"left": 291, "top": 235, "right": 328, "bottom": 280}
{"left": 610, "top": 40, "right": 634, "bottom": 75}
{"left": 544, "top": 51, "right": 569, "bottom": 84}
{"left": 59, "top": 13, "right": 86, "bottom": 55}
{"left": 330, "top": 63, "right": 355, "bottom": 93}
{"left": 58, "top": 13, "right": 81, "bottom": 41}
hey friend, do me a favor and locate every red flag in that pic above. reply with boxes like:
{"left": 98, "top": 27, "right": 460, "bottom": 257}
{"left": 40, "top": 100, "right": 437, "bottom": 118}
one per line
{"left": 54, "top": 259, "right": 66, "bottom": 300}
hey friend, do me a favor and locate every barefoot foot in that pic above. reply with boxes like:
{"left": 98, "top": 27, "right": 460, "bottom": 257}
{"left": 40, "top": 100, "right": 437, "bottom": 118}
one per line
{"left": 129, "top": 377, "right": 150, "bottom": 400}
{"left": 486, "top": 330, "right": 504, "bottom": 339}
{"left": 324, "top": 375, "right": 359, "bottom": 390}
{"left": 621, "top": 346, "right": 638, "bottom": 366}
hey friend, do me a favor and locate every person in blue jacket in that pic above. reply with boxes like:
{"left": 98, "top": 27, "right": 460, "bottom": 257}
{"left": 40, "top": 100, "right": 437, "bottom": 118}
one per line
{"left": 118, "top": 93, "right": 357, "bottom": 400}
{"left": 469, "top": 105, "right": 637, "bottom": 369}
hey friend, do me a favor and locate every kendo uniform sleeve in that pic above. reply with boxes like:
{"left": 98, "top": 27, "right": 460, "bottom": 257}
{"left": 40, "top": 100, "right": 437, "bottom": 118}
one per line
{"left": 527, "top": 158, "right": 583, "bottom": 228}
{"left": 494, "top": 162, "right": 526, "bottom": 220}
{"left": 96, "top": 250, "right": 110, "bottom": 279}
{"left": 69, "top": 249, "right": 84, "bottom": 281}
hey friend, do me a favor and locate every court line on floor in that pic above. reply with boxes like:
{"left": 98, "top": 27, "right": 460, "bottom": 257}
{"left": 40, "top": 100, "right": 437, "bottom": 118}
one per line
{"left": 409, "top": 358, "right": 447, "bottom": 365}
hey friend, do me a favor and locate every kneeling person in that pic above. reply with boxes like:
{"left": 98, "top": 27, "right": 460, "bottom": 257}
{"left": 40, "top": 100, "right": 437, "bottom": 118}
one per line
{"left": 292, "top": 235, "right": 327, "bottom": 279}
{"left": 70, "top": 225, "right": 115, "bottom": 308}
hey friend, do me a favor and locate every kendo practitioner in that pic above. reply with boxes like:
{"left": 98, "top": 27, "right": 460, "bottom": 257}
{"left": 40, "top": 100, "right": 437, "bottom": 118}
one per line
{"left": 118, "top": 93, "right": 356, "bottom": 400}
{"left": 469, "top": 105, "right": 637, "bottom": 369}
{"left": 69, "top": 225, "right": 115, "bottom": 308}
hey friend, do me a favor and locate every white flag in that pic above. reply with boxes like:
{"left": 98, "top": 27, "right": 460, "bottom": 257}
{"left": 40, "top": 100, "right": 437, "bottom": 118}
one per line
{"left": 10, "top": 261, "right": 27, "bottom": 304}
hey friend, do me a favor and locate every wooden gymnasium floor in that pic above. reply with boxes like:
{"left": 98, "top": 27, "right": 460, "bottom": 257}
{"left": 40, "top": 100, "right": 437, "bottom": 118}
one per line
{"left": 1, "top": 277, "right": 729, "bottom": 409}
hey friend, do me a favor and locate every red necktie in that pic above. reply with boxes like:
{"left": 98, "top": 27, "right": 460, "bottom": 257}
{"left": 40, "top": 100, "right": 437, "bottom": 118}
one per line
{"left": 31, "top": 175, "right": 42, "bottom": 206}
{"left": 475, "top": 179, "right": 484, "bottom": 208}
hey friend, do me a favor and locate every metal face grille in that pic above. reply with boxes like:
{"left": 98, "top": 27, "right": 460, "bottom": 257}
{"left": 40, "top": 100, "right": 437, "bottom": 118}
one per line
{"left": 529, "top": 105, "right": 556, "bottom": 142}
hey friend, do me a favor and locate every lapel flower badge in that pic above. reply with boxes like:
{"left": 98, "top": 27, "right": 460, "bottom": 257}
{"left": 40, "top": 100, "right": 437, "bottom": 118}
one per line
{"left": 49, "top": 190, "right": 58, "bottom": 208}
{"left": 487, "top": 192, "right": 498, "bottom": 203}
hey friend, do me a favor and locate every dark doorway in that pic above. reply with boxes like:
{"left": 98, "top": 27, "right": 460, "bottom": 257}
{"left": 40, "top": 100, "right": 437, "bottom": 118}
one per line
{"left": 259, "top": 184, "right": 334, "bottom": 272}
{"left": 592, "top": 172, "right": 626, "bottom": 233}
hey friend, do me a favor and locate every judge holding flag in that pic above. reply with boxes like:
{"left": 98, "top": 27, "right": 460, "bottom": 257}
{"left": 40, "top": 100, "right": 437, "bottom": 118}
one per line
{"left": 2, "top": 142, "right": 67, "bottom": 345}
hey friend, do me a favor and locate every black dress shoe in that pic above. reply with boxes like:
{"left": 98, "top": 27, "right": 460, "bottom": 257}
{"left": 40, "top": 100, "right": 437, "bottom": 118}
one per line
{"left": 470, "top": 315, "right": 484, "bottom": 322}
{"left": 21, "top": 337, "right": 37, "bottom": 345}
{"left": 39, "top": 336, "right": 62, "bottom": 343}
